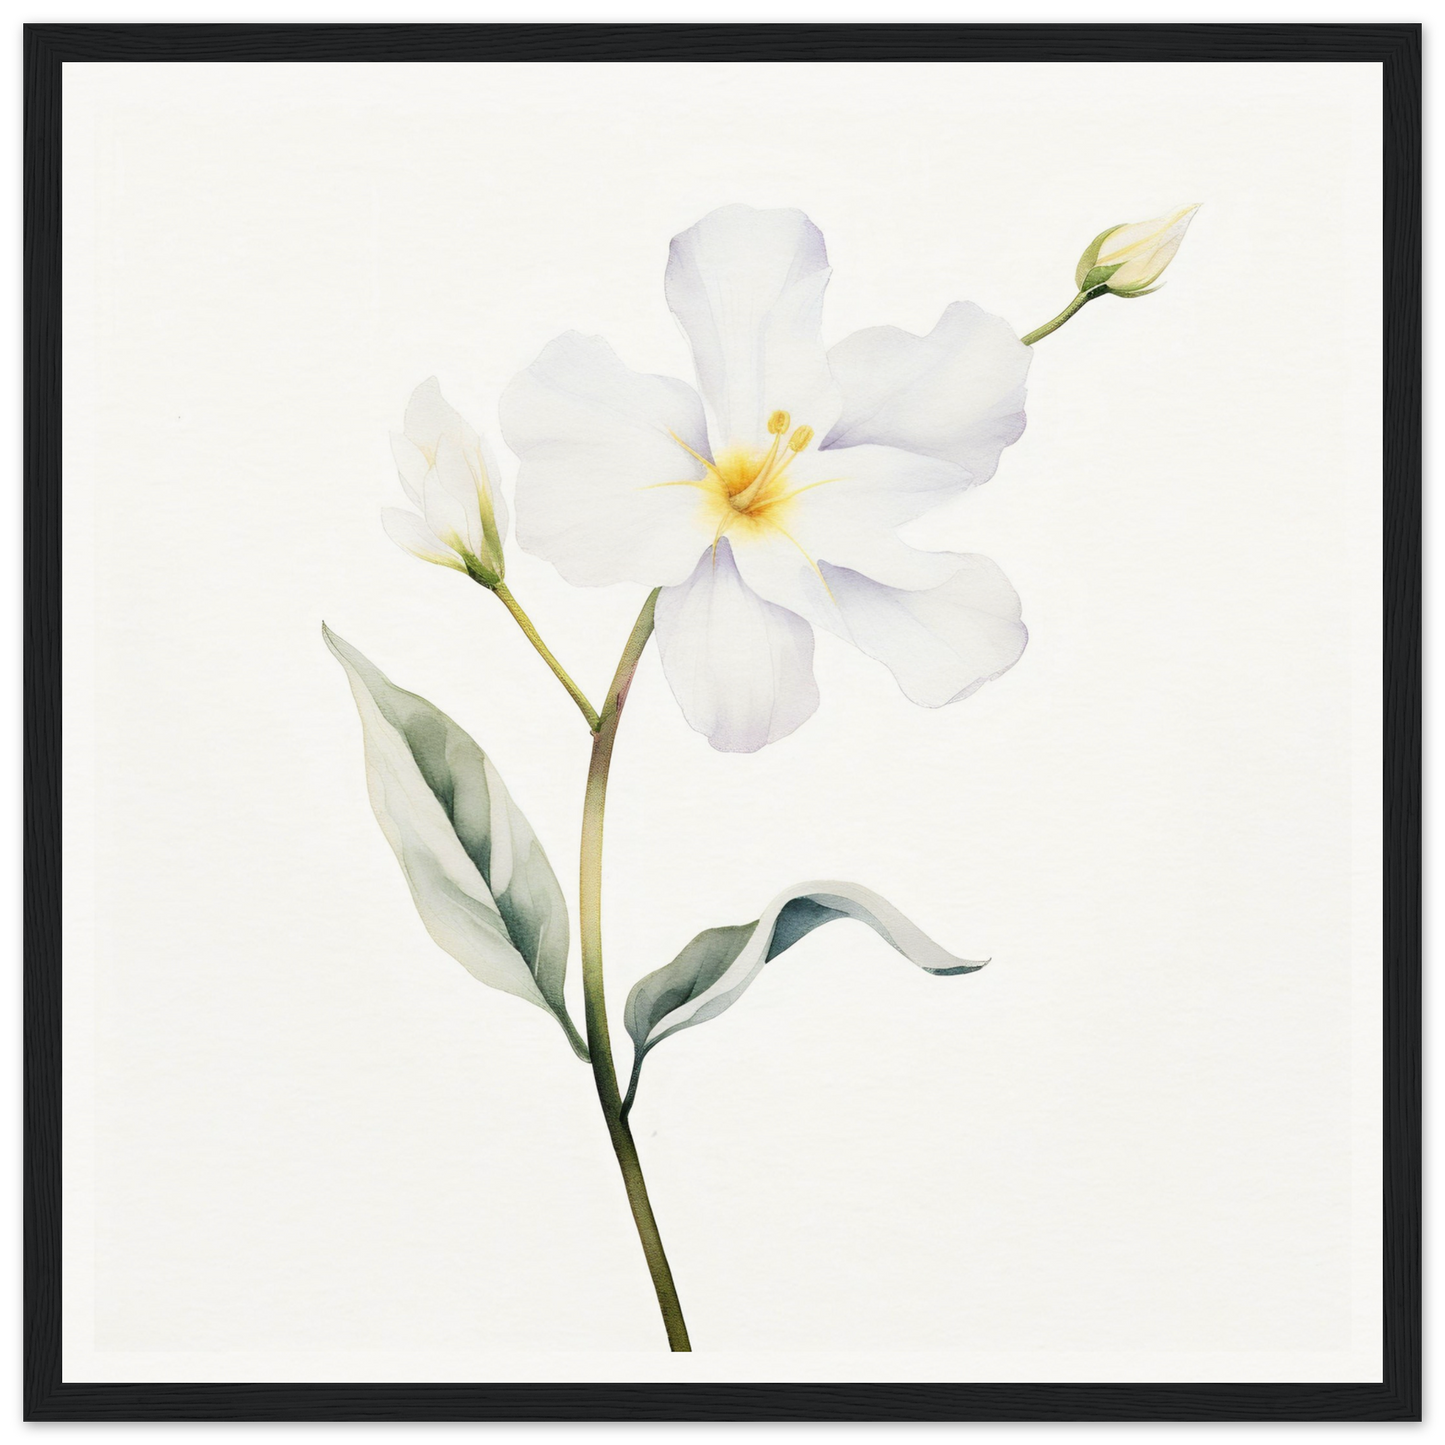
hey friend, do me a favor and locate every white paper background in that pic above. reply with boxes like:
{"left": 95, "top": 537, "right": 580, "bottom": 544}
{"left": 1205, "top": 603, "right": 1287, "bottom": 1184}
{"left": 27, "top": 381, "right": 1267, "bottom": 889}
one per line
{"left": 61, "top": 59, "right": 1382, "bottom": 1383}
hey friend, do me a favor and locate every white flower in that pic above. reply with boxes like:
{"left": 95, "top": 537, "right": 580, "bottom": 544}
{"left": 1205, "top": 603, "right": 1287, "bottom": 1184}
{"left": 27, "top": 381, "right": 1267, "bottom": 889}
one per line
{"left": 383, "top": 378, "right": 508, "bottom": 583}
{"left": 500, "top": 205, "right": 1031, "bottom": 752}
{"left": 1078, "top": 204, "right": 1200, "bottom": 296}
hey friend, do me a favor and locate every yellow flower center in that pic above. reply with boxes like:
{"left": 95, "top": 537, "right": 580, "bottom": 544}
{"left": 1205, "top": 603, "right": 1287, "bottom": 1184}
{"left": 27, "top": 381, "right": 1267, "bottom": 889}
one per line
{"left": 715, "top": 410, "right": 815, "bottom": 516}
{"left": 653, "top": 410, "right": 837, "bottom": 565}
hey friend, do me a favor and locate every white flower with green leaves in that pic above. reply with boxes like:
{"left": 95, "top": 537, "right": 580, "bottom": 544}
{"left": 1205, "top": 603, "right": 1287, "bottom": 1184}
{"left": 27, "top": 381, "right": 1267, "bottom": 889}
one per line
{"left": 329, "top": 199, "right": 1201, "bottom": 1353}
{"left": 501, "top": 205, "right": 1032, "bottom": 753}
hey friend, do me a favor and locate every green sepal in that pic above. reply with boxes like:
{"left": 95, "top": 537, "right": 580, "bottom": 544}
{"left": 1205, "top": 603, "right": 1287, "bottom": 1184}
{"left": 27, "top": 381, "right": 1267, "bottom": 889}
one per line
{"left": 1074, "top": 224, "right": 1124, "bottom": 289}
{"left": 1078, "top": 261, "right": 1125, "bottom": 292}
{"left": 463, "top": 555, "right": 503, "bottom": 589}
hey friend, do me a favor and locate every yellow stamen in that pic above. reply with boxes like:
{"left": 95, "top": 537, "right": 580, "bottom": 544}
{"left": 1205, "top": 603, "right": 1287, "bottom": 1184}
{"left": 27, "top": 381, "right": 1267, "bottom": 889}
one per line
{"left": 646, "top": 415, "right": 839, "bottom": 606}
{"left": 709, "top": 509, "right": 733, "bottom": 566}
{"left": 744, "top": 430, "right": 786, "bottom": 497}
{"left": 668, "top": 430, "right": 724, "bottom": 481}
{"left": 729, "top": 450, "right": 779, "bottom": 511}
{"left": 765, "top": 518, "right": 838, "bottom": 604}
{"left": 728, "top": 418, "right": 815, "bottom": 513}
{"left": 772, "top": 476, "right": 842, "bottom": 504}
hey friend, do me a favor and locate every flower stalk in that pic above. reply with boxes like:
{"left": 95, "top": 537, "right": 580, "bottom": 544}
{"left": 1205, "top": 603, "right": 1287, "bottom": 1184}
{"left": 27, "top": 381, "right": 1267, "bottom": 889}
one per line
{"left": 1021, "top": 285, "right": 1107, "bottom": 346}
{"left": 488, "top": 581, "right": 600, "bottom": 731}
{"left": 579, "top": 589, "right": 691, "bottom": 1351}
{"left": 476, "top": 569, "right": 683, "bottom": 1341}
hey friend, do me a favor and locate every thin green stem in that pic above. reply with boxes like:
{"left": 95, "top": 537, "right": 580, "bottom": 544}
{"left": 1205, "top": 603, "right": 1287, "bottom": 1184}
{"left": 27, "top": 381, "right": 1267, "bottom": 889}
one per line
{"left": 1021, "top": 287, "right": 1101, "bottom": 346}
{"left": 489, "top": 581, "right": 600, "bottom": 731}
{"left": 579, "top": 589, "right": 691, "bottom": 1352}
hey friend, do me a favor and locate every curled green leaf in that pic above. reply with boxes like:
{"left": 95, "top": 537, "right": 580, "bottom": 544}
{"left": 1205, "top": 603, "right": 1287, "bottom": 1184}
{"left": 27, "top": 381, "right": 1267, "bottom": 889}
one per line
{"left": 622, "top": 881, "right": 986, "bottom": 1114}
{"left": 324, "top": 625, "right": 587, "bottom": 1059}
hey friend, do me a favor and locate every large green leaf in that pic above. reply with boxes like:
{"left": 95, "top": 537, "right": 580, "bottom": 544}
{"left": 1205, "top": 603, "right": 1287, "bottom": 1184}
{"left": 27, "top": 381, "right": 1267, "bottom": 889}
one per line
{"left": 324, "top": 625, "right": 586, "bottom": 1058}
{"left": 622, "top": 881, "right": 985, "bottom": 1113}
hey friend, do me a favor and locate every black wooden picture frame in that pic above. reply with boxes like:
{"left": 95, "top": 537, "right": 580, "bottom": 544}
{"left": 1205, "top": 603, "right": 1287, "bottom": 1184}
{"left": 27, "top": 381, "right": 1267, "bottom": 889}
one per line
{"left": 23, "top": 21, "right": 1421, "bottom": 1422}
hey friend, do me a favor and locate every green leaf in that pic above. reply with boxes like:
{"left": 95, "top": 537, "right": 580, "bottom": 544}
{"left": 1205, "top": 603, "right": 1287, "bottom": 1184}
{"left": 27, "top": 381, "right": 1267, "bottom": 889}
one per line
{"left": 324, "top": 625, "right": 587, "bottom": 1059}
{"left": 621, "top": 881, "right": 986, "bottom": 1114}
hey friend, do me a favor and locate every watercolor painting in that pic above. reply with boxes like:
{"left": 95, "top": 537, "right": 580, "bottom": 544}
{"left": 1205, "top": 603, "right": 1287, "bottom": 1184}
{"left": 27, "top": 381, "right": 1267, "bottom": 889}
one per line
{"left": 324, "top": 202, "right": 1199, "bottom": 1352}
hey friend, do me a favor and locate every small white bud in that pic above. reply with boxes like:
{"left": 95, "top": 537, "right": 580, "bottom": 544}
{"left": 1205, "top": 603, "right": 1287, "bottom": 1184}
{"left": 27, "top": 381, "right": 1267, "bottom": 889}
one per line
{"left": 384, "top": 378, "right": 509, "bottom": 586}
{"left": 1075, "top": 205, "right": 1201, "bottom": 297}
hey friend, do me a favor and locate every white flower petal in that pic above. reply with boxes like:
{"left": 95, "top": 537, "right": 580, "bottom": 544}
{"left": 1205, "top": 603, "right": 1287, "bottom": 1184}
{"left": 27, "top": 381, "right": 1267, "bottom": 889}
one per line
{"left": 784, "top": 443, "right": 970, "bottom": 588}
{"left": 823, "top": 303, "right": 1031, "bottom": 484}
{"left": 654, "top": 540, "right": 819, "bottom": 753}
{"left": 820, "top": 554, "right": 1027, "bottom": 707}
{"left": 420, "top": 461, "right": 475, "bottom": 559}
{"left": 432, "top": 434, "right": 489, "bottom": 559}
{"left": 467, "top": 434, "right": 509, "bottom": 558}
{"left": 390, "top": 433, "right": 429, "bottom": 508}
{"left": 1099, "top": 205, "right": 1200, "bottom": 290}
{"left": 665, "top": 205, "right": 841, "bottom": 456}
{"left": 403, "top": 376, "right": 479, "bottom": 458}
{"left": 381, "top": 507, "right": 465, "bottom": 571}
{"left": 718, "top": 443, "right": 967, "bottom": 633}
{"left": 712, "top": 523, "right": 837, "bottom": 637}
{"left": 500, "top": 331, "right": 716, "bottom": 588}
{"left": 401, "top": 378, "right": 509, "bottom": 551}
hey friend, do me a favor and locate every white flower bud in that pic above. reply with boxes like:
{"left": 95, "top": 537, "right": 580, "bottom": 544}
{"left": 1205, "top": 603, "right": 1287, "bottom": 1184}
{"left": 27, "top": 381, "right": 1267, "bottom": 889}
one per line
{"left": 382, "top": 378, "right": 509, "bottom": 585}
{"left": 1075, "top": 204, "right": 1201, "bottom": 297}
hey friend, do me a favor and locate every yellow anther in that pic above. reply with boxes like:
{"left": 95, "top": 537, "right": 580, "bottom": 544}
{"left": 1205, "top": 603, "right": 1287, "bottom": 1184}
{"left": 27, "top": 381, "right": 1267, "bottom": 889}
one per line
{"left": 787, "top": 426, "right": 814, "bottom": 453}
{"left": 767, "top": 410, "right": 791, "bottom": 436}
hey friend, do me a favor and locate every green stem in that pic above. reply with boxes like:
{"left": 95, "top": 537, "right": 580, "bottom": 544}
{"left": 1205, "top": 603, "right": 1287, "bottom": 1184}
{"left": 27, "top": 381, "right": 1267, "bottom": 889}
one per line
{"left": 580, "top": 589, "right": 691, "bottom": 1352}
{"left": 489, "top": 581, "right": 601, "bottom": 731}
{"left": 620, "top": 1051, "right": 644, "bottom": 1122}
{"left": 1021, "top": 287, "right": 1102, "bottom": 346}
